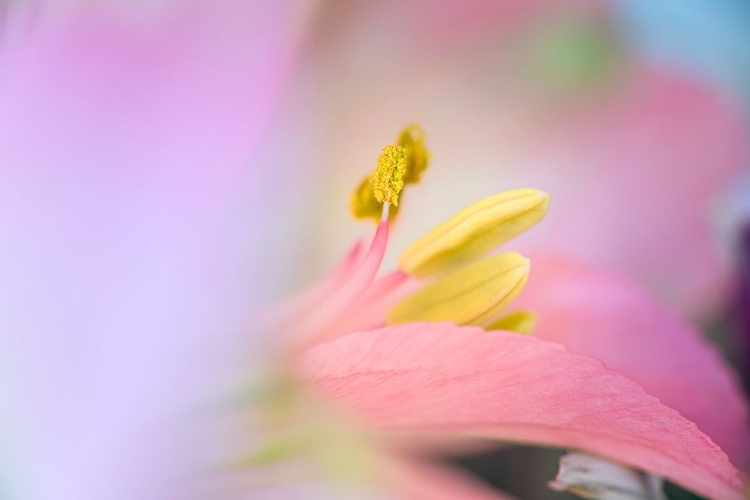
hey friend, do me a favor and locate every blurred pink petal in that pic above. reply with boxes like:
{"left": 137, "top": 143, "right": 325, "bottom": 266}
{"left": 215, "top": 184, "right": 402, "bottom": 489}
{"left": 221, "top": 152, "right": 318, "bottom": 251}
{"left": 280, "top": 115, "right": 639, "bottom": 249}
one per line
{"left": 302, "top": 323, "right": 744, "bottom": 500}
{"left": 328, "top": 0, "right": 604, "bottom": 52}
{"left": 512, "top": 253, "right": 750, "bottom": 470}
{"left": 0, "top": 2, "right": 306, "bottom": 499}
{"left": 519, "top": 67, "right": 746, "bottom": 316}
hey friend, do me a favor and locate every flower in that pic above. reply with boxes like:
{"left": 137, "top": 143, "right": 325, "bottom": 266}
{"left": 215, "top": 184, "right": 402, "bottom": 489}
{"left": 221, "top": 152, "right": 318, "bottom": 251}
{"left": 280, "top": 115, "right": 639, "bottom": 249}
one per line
{"left": 241, "top": 126, "right": 749, "bottom": 500}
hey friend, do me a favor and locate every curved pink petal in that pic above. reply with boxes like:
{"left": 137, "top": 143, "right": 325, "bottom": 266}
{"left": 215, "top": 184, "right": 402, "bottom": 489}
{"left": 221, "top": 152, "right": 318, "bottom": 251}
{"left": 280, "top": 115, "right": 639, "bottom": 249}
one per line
{"left": 512, "top": 254, "right": 750, "bottom": 470}
{"left": 301, "top": 323, "right": 744, "bottom": 500}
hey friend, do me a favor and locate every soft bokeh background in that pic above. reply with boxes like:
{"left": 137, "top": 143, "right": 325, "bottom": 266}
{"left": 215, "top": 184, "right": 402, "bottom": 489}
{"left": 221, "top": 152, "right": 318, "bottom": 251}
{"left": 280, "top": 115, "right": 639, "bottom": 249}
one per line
{"left": 1, "top": 1, "right": 749, "bottom": 499}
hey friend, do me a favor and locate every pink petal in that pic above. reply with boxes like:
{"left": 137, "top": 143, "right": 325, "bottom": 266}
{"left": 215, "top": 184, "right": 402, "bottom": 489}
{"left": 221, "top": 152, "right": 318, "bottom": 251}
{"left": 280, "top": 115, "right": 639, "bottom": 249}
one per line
{"left": 316, "top": 0, "right": 604, "bottom": 54}
{"left": 301, "top": 323, "right": 744, "bottom": 500}
{"left": 519, "top": 67, "right": 746, "bottom": 316}
{"left": 512, "top": 254, "right": 750, "bottom": 470}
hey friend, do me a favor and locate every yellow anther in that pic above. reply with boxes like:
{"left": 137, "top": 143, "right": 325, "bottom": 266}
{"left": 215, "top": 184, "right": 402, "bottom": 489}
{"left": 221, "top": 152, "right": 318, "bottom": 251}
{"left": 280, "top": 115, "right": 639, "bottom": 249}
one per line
{"left": 398, "top": 124, "right": 429, "bottom": 184}
{"left": 350, "top": 125, "right": 429, "bottom": 222}
{"left": 386, "top": 252, "right": 530, "bottom": 325}
{"left": 372, "top": 145, "right": 407, "bottom": 206}
{"left": 350, "top": 174, "right": 400, "bottom": 222}
{"left": 485, "top": 310, "right": 537, "bottom": 334}
{"left": 399, "top": 188, "right": 550, "bottom": 278}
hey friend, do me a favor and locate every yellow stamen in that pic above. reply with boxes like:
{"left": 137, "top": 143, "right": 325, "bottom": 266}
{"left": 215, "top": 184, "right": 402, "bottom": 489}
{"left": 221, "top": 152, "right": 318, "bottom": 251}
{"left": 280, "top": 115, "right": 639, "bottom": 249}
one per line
{"left": 371, "top": 145, "right": 406, "bottom": 206}
{"left": 485, "top": 310, "right": 537, "bottom": 334}
{"left": 399, "top": 188, "right": 550, "bottom": 278}
{"left": 398, "top": 124, "right": 429, "bottom": 184}
{"left": 386, "top": 252, "right": 530, "bottom": 325}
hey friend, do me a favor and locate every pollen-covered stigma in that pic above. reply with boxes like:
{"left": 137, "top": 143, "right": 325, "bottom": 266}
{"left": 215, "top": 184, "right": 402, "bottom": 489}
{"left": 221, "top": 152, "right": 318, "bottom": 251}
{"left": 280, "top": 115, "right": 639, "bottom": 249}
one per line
{"left": 350, "top": 124, "right": 429, "bottom": 222}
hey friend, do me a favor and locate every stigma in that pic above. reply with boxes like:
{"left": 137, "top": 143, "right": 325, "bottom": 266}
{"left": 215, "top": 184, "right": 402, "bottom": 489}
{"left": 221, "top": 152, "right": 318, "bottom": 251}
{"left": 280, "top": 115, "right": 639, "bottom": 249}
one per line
{"left": 350, "top": 124, "right": 430, "bottom": 222}
{"left": 372, "top": 145, "right": 406, "bottom": 206}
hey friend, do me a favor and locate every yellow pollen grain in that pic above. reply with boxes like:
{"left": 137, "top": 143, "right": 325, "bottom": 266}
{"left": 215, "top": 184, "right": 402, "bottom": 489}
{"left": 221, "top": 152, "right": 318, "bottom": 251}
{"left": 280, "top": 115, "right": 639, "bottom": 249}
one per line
{"left": 371, "top": 145, "right": 407, "bottom": 206}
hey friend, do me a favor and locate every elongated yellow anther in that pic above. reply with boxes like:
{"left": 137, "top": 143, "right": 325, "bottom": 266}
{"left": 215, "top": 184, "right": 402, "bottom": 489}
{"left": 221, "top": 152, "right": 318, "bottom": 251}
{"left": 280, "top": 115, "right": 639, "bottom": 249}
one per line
{"left": 398, "top": 124, "right": 429, "bottom": 184}
{"left": 399, "top": 188, "right": 550, "bottom": 278}
{"left": 386, "top": 252, "right": 530, "bottom": 325}
{"left": 372, "top": 145, "right": 407, "bottom": 206}
{"left": 485, "top": 310, "right": 537, "bottom": 334}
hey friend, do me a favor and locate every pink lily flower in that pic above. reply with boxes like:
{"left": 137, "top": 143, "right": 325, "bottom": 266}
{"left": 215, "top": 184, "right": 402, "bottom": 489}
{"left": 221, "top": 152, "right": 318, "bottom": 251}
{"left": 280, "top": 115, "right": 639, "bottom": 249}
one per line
{"left": 246, "top": 127, "right": 750, "bottom": 500}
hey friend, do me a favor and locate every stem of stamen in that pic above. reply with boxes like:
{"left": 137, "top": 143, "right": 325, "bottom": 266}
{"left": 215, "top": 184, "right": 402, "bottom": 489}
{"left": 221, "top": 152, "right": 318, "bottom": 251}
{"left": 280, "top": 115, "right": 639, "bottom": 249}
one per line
{"left": 266, "top": 240, "right": 366, "bottom": 326}
{"left": 291, "top": 220, "right": 390, "bottom": 347}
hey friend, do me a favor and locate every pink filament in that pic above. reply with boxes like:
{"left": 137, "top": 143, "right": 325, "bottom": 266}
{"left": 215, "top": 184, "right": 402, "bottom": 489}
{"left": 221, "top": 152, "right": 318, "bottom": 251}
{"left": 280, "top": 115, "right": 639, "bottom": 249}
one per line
{"left": 334, "top": 271, "right": 423, "bottom": 335}
{"left": 270, "top": 239, "right": 365, "bottom": 324}
{"left": 361, "top": 269, "right": 410, "bottom": 304}
{"left": 293, "top": 221, "right": 390, "bottom": 345}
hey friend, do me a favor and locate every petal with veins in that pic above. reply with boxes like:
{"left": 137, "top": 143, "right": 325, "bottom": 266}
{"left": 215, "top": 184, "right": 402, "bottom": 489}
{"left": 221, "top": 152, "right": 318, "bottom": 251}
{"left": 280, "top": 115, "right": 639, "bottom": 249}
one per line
{"left": 513, "top": 254, "right": 750, "bottom": 470}
{"left": 301, "top": 323, "right": 744, "bottom": 500}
